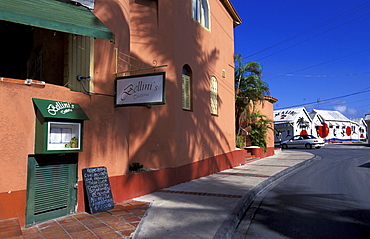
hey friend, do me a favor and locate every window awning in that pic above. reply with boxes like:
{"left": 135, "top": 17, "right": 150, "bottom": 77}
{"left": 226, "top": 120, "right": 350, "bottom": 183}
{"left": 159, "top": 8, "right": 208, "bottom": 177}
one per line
{"left": 0, "top": 0, "right": 114, "bottom": 41}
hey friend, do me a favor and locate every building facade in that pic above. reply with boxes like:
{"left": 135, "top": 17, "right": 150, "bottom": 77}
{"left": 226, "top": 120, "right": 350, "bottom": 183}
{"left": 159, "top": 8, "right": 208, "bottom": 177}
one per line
{"left": 274, "top": 107, "right": 367, "bottom": 143}
{"left": 0, "top": 0, "right": 244, "bottom": 227}
{"left": 273, "top": 107, "right": 313, "bottom": 143}
{"left": 365, "top": 114, "right": 370, "bottom": 143}
{"left": 349, "top": 118, "right": 367, "bottom": 141}
{"left": 311, "top": 109, "right": 362, "bottom": 142}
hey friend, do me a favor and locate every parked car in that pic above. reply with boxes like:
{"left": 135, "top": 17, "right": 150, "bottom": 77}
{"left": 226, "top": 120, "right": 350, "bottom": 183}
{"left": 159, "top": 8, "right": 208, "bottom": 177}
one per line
{"left": 281, "top": 135, "right": 325, "bottom": 149}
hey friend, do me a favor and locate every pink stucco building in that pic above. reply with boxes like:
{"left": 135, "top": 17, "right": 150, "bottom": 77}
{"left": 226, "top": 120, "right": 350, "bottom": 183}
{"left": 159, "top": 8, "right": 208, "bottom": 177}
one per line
{"left": 0, "top": 0, "right": 252, "bottom": 227}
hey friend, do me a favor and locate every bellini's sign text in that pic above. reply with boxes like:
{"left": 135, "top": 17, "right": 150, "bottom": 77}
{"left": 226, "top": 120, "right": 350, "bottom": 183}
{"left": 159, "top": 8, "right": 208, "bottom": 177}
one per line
{"left": 47, "top": 102, "right": 75, "bottom": 115}
{"left": 115, "top": 72, "right": 166, "bottom": 106}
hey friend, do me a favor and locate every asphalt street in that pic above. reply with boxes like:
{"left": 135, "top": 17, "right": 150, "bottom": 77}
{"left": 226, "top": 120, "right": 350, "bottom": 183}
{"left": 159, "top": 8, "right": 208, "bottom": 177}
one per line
{"left": 235, "top": 143, "right": 370, "bottom": 239}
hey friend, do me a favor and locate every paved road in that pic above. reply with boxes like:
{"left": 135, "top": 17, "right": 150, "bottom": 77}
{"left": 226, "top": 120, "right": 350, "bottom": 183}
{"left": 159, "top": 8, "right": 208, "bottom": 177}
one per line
{"left": 235, "top": 143, "right": 370, "bottom": 239}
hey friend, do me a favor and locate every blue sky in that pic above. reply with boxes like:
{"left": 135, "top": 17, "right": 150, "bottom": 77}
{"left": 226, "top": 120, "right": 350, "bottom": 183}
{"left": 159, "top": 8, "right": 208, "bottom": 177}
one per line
{"left": 231, "top": 0, "right": 370, "bottom": 119}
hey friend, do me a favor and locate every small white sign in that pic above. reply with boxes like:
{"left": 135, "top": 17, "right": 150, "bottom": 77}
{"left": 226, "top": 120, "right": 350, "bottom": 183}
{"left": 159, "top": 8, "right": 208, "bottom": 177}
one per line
{"left": 115, "top": 72, "right": 165, "bottom": 106}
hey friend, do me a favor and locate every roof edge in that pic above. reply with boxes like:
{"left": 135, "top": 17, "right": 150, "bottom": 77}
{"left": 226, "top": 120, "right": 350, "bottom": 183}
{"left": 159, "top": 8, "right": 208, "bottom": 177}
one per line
{"left": 264, "top": 95, "right": 278, "bottom": 103}
{"left": 220, "top": 0, "right": 242, "bottom": 27}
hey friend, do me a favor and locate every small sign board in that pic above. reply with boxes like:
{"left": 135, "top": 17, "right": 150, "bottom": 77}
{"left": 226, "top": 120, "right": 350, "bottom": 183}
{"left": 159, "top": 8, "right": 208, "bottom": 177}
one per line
{"left": 115, "top": 72, "right": 166, "bottom": 106}
{"left": 82, "top": 166, "right": 114, "bottom": 214}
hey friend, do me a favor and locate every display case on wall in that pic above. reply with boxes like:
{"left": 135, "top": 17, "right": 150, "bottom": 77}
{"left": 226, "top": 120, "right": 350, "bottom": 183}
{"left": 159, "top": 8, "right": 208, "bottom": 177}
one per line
{"left": 33, "top": 98, "right": 89, "bottom": 154}
{"left": 47, "top": 122, "right": 81, "bottom": 151}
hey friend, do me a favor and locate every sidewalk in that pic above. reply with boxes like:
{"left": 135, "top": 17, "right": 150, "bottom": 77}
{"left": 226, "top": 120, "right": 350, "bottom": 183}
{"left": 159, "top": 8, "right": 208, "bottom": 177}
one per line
{"left": 1, "top": 150, "right": 317, "bottom": 239}
{"left": 132, "top": 150, "right": 317, "bottom": 239}
{"left": 1, "top": 201, "right": 150, "bottom": 239}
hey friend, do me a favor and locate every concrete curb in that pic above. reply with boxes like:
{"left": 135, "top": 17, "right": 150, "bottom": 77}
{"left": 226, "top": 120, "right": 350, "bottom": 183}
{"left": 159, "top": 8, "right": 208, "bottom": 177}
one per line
{"left": 213, "top": 155, "right": 321, "bottom": 239}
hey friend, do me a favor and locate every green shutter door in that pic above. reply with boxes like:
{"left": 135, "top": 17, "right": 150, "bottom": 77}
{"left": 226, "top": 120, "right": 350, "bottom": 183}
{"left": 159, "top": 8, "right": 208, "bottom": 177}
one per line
{"left": 26, "top": 154, "right": 77, "bottom": 226}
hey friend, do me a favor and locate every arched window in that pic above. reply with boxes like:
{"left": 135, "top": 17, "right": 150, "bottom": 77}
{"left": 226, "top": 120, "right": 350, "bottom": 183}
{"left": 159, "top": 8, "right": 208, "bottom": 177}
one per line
{"left": 192, "top": 0, "right": 210, "bottom": 29}
{"left": 210, "top": 76, "right": 218, "bottom": 115}
{"left": 182, "top": 65, "right": 192, "bottom": 110}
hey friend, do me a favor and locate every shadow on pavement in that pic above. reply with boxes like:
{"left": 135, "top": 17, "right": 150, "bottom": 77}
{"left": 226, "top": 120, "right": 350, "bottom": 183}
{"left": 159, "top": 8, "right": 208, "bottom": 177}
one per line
{"left": 247, "top": 187, "right": 370, "bottom": 238}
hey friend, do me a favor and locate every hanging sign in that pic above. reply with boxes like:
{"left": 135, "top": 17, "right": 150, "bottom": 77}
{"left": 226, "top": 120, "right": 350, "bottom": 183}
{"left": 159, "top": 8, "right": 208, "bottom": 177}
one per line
{"left": 115, "top": 72, "right": 166, "bottom": 106}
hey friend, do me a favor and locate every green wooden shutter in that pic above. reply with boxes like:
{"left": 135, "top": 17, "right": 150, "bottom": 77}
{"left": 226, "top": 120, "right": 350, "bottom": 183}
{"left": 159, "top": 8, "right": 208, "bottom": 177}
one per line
{"left": 34, "top": 164, "right": 70, "bottom": 214}
{"left": 182, "top": 74, "right": 191, "bottom": 110}
{"left": 64, "top": 35, "right": 94, "bottom": 93}
{"left": 26, "top": 154, "right": 77, "bottom": 226}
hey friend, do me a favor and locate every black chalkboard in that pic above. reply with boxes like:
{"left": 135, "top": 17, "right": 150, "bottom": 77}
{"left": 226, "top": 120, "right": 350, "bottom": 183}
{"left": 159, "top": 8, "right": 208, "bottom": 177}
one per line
{"left": 82, "top": 166, "right": 114, "bottom": 214}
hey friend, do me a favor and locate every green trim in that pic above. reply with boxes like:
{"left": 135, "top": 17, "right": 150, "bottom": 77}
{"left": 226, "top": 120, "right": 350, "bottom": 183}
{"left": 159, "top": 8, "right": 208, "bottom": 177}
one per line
{"left": 25, "top": 157, "right": 36, "bottom": 225}
{"left": 0, "top": 0, "right": 114, "bottom": 41}
{"left": 33, "top": 98, "right": 89, "bottom": 121}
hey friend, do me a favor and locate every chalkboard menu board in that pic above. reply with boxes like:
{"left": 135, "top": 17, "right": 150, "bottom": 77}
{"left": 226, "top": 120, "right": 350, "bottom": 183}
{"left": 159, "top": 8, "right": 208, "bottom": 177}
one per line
{"left": 82, "top": 166, "right": 114, "bottom": 214}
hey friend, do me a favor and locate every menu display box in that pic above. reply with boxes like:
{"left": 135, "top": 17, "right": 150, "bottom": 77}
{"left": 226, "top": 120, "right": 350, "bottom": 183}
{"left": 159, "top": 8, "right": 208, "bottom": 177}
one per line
{"left": 47, "top": 122, "right": 81, "bottom": 151}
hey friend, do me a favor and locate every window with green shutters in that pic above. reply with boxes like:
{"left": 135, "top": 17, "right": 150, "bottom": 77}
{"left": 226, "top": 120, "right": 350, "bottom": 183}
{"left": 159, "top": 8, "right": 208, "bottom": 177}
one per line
{"left": 0, "top": 21, "right": 94, "bottom": 93}
{"left": 0, "top": 0, "right": 113, "bottom": 91}
{"left": 182, "top": 74, "right": 191, "bottom": 110}
{"left": 182, "top": 65, "right": 192, "bottom": 110}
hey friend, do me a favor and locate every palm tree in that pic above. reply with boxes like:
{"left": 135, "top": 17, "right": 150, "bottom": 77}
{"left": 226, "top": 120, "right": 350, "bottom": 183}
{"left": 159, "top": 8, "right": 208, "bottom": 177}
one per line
{"left": 242, "top": 111, "right": 273, "bottom": 151}
{"left": 234, "top": 54, "right": 269, "bottom": 136}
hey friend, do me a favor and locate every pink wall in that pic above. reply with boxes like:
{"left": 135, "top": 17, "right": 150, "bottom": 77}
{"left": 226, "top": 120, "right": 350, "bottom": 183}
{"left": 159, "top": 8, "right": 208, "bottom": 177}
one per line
{"left": 255, "top": 100, "right": 275, "bottom": 150}
{"left": 77, "top": 150, "right": 245, "bottom": 211}
{"left": 0, "top": 83, "right": 94, "bottom": 226}
{"left": 241, "top": 99, "right": 276, "bottom": 157}
{"left": 0, "top": 0, "right": 242, "bottom": 226}
{"left": 127, "top": 0, "right": 237, "bottom": 168}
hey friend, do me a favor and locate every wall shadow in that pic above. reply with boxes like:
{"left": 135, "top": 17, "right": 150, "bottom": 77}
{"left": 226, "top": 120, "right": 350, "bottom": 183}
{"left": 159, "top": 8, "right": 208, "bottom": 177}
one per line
{"left": 73, "top": 0, "right": 240, "bottom": 213}
{"left": 124, "top": 0, "right": 233, "bottom": 172}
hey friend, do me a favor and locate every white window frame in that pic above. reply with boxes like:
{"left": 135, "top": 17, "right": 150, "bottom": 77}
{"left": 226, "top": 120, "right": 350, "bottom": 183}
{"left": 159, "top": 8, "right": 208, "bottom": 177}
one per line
{"left": 210, "top": 76, "right": 218, "bottom": 115}
{"left": 192, "top": 0, "right": 210, "bottom": 29}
